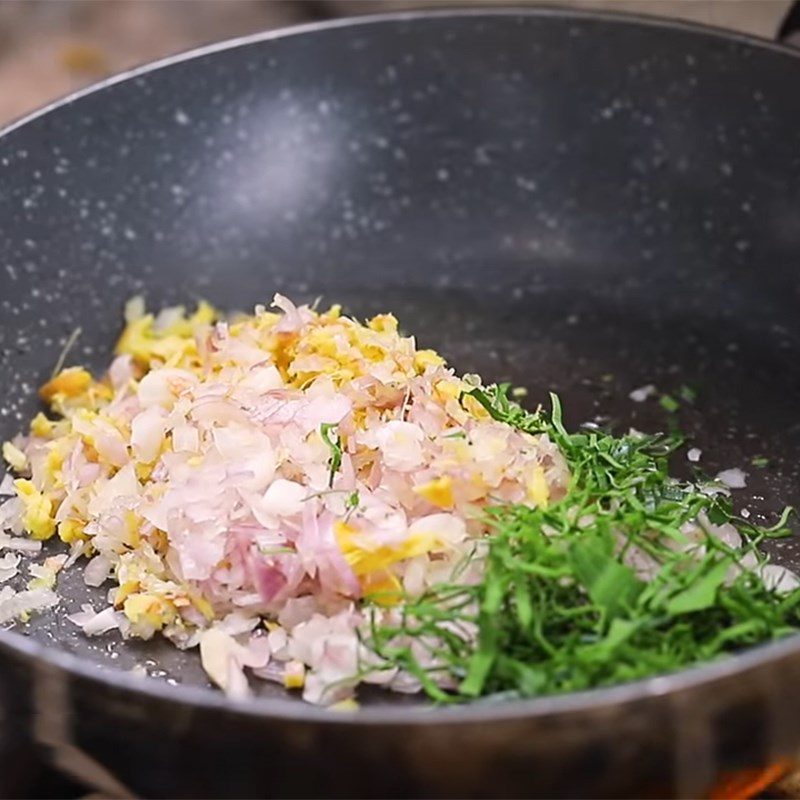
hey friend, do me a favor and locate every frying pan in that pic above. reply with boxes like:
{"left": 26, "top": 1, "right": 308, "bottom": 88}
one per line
{"left": 2, "top": 8, "right": 800, "bottom": 798}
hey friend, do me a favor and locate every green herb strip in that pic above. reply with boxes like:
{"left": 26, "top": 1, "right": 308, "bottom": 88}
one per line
{"left": 320, "top": 423, "right": 343, "bottom": 488}
{"left": 366, "top": 386, "right": 797, "bottom": 702}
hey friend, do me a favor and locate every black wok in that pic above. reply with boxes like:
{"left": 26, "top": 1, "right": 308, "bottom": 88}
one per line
{"left": 2, "top": 8, "right": 800, "bottom": 798}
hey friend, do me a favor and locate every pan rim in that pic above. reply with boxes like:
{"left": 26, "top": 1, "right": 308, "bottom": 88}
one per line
{"left": 2, "top": 5, "right": 800, "bottom": 724}
{"left": 4, "top": 623, "right": 800, "bottom": 725}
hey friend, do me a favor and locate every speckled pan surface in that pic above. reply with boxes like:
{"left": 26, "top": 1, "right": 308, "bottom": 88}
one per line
{"left": 2, "top": 8, "right": 800, "bottom": 797}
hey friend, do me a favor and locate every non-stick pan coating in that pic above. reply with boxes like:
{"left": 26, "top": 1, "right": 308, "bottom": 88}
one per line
{"left": 2, "top": 9, "right": 800, "bottom": 797}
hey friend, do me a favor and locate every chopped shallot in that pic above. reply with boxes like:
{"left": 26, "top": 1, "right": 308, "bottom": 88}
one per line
{"left": 1, "top": 293, "right": 791, "bottom": 706}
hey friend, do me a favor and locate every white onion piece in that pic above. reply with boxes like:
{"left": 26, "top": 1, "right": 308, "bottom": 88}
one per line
{"left": 716, "top": 468, "right": 747, "bottom": 489}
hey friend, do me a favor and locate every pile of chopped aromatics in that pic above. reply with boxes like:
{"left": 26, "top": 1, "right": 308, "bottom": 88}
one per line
{"left": 1, "top": 295, "right": 798, "bottom": 707}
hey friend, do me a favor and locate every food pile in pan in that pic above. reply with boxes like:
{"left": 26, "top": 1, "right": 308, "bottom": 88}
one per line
{"left": 2, "top": 296, "right": 798, "bottom": 706}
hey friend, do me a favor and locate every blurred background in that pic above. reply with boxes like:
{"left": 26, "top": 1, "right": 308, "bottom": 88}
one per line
{"left": 1, "top": 0, "right": 800, "bottom": 127}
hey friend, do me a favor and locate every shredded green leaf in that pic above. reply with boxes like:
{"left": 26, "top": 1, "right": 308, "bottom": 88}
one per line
{"left": 659, "top": 394, "right": 680, "bottom": 413}
{"left": 367, "top": 387, "right": 798, "bottom": 702}
{"left": 679, "top": 385, "right": 697, "bottom": 404}
{"left": 319, "top": 423, "right": 343, "bottom": 488}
